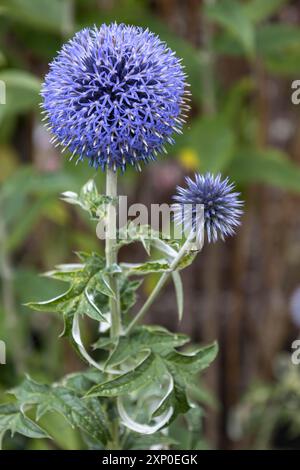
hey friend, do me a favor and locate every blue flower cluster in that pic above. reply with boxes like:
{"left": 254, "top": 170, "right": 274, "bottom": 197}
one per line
{"left": 174, "top": 173, "right": 243, "bottom": 243}
{"left": 42, "top": 23, "right": 188, "bottom": 171}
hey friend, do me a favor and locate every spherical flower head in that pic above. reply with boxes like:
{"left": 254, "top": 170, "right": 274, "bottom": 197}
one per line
{"left": 173, "top": 173, "right": 243, "bottom": 243}
{"left": 41, "top": 23, "right": 189, "bottom": 172}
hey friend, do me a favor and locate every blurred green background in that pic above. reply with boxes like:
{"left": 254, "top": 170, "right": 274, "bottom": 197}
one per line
{"left": 1, "top": 0, "right": 300, "bottom": 450}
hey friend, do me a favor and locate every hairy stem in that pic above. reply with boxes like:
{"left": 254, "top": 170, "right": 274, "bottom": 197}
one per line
{"left": 105, "top": 168, "right": 121, "bottom": 339}
{"left": 105, "top": 168, "right": 121, "bottom": 450}
{"left": 126, "top": 232, "right": 198, "bottom": 334}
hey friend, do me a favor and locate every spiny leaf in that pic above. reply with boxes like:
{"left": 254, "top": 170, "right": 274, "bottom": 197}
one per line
{"left": 164, "top": 342, "right": 218, "bottom": 379}
{"left": 10, "top": 376, "right": 110, "bottom": 445}
{"left": 117, "top": 223, "right": 153, "bottom": 255}
{"left": 117, "top": 223, "right": 180, "bottom": 257}
{"left": 151, "top": 376, "right": 190, "bottom": 425}
{"left": 121, "top": 259, "right": 171, "bottom": 275}
{"left": 61, "top": 179, "right": 114, "bottom": 219}
{"left": 104, "top": 326, "right": 189, "bottom": 367}
{"left": 26, "top": 253, "right": 109, "bottom": 326}
{"left": 85, "top": 352, "right": 158, "bottom": 398}
{"left": 0, "top": 403, "right": 49, "bottom": 448}
{"left": 61, "top": 369, "right": 106, "bottom": 395}
{"left": 229, "top": 148, "right": 300, "bottom": 192}
{"left": 120, "top": 278, "right": 143, "bottom": 315}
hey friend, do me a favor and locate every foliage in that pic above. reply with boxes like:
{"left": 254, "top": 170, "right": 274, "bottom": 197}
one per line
{"left": 231, "top": 356, "right": 300, "bottom": 450}
{"left": 0, "top": 0, "right": 299, "bottom": 451}
{"left": 1, "top": 179, "right": 217, "bottom": 449}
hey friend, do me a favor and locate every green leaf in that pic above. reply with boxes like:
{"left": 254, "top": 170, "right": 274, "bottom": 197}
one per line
{"left": 0, "top": 70, "right": 40, "bottom": 122}
{"left": 117, "top": 395, "right": 173, "bottom": 435}
{"left": 151, "top": 376, "right": 190, "bottom": 426}
{"left": 205, "top": 0, "right": 255, "bottom": 57}
{"left": 243, "top": 0, "right": 288, "bottom": 23}
{"left": 120, "top": 278, "right": 143, "bottom": 315}
{"left": 10, "top": 376, "right": 110, "bottom": 445}
{"left": 104, "top": 326, "right": 189, "bottom": 367}
{"left": 117, "top": 223, "right": 152, "bottom": 255}
{"left": 61, "top": 179, "right": 114, "bottom": 219}
{"left": 229, "top": 148, "right": 300, "bottom": 193}
{"left": 0, "top": 0, "right": 73, "bottom": 34}
{"left": 164, "top": 342, "right": 218, "bottom": 379}
{"left": 71, "top": 312, "right": 108, "bottom": 371}
{"left": 117, "top": 224, "right": 181, "bottom": 261}
{"left": 121, "top": 259, "right": 171, "bottom": 276}
{"left": 172, "top": 271, "right": 184, "bottom": 322}
{"left": 222, "top": 78, "right": 255, "bottom": 125}
{"left": 5, "top": 195, "right": 51, "bottom": 252}
{"left": 27, "top": 253, "right": 108, "bottom": 323}
{"left": 0, "top": 403, "right": 49, "bottom": 448}
{"left": 257, "top": 24, "right": 300, "bottom": 55}
{"left": 86, "top": 352, "right": 158, "bottom": 397}
{"left": 61, "top": 369, "right": 107, "bottom": 395}
{"left": 177, "top": 251, "right": 197, "bottom": 270}
{"left": 26, "top": 253, "right": 113, "bottom": 364}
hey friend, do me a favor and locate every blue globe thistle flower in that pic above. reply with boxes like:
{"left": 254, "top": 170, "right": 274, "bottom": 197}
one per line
{"left": 173, "top": 173, "right": 243, "bottom": 243}
{"left": 41, "top": 23, "right": 189, "bottom": 172}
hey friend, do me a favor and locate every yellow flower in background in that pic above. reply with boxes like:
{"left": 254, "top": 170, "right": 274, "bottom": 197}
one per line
{"left": 178, "top": 147, "right": 199, "bottom": 171}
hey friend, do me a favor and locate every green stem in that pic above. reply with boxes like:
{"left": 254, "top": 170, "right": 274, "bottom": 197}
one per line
{"left": 105, "top": 168, "right": 121, "bottom": 450}
{"left": 126, "top": 231, "right": 198, "bottom": 334}
{"left": 105, "top": 168, "right": 121, "bottom": 338}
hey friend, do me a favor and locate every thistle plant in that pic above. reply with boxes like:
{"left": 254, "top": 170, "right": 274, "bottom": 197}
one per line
{"left": 0, "top": 24, "right": 242, "bottom": 450}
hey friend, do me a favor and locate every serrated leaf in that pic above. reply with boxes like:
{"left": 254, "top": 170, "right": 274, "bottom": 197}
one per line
{"left": 243, "top": 0, "right": 288, "bottom": 23}
{"left": 177, "top": 251, "right": 197, "bottom": 270}
{"left": 104, "top": 326, "right": 189, "bottom": 367}
{"left": 61, "top": 369, "right": 106, "bottom": 395}
{"left": 164, "top": 342, "right": 218, "bottom": 379}
{"left": 61, "top": 179, "right": 114, "bottom": 219}
{"left": 117, "top": 396, "right": 173, "bottom": 435}
{"left": 121, "top": 259, "right": 171, "bottom": 275}
{"left": 117, "top": 224, "right": 180, "bottom": 258}
{"left": 10, "top": 376, "right": 110, "bottom": 445}
{"left": 0, "top": 403, "right": 49, "bottom": 448}
{"left": 27, "top": 253, "right": 109, "bottom": 326}
{"left": 151, "top": 375, "right": 190, "bottom": 426}
{"left": 86, "top": 352, "right": 158, "bottom": 397}
{"left": 120, "top": 278, "right": 143, "bottom": 315}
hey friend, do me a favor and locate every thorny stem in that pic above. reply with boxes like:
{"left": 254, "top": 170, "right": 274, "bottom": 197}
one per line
{"left": 126, "top": 231, "right": 199, "bottom": 334}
